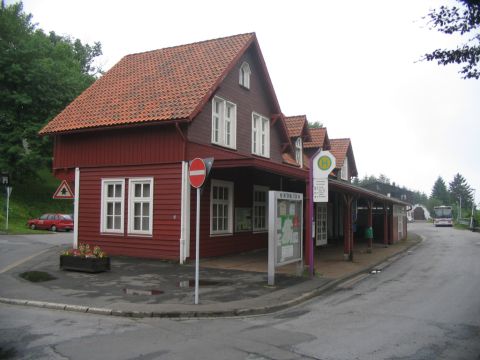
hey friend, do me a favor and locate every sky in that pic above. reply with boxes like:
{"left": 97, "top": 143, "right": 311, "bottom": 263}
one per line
{"left": 12, "top": 0, "right": 480, "bottom": 203}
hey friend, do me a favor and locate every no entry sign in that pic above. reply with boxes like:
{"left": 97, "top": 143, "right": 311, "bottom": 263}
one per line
{"left": 189, "top": 158, "right": 207, "bottom": 188}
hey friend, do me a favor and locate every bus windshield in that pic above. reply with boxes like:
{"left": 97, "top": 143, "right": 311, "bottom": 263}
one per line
{"left": 434, "top": 207, "right": 452, "bottom": 219}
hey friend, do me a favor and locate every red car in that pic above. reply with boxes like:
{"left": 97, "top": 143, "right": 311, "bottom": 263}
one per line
{"left": 27, "top": 213, "right": 74, "bottom": 232}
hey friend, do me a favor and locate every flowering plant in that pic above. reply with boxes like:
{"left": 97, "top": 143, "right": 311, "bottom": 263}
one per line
{"left": 61, "top": 243, "right": 108, "bottom": 258}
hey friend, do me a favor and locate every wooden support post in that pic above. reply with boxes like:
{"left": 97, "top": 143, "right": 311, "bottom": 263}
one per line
{"left": 343, "top": 195, "right": 350, "bottom": 260}
{"left": 343, "top": 194, "right": 353, "bottom": 261}
{"left": 367, "top": 200, "right": 373, "bottom": 253}
{"left": 383, "top": 203, "right": 389, "bottom": 247}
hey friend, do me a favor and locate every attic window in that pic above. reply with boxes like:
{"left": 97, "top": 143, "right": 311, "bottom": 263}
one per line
{"left": 239, "top": 62, "right": 251, "bottom": 89}
{"left": 295, "top": 137, "right": 303, "bottom": 167}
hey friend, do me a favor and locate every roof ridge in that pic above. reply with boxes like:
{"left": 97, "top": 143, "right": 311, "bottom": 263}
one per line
{"left": 285, "top": 115, "right": 306, "bottom": 119}
{"left": 124, "top": 32, "right": 256, "bottom": 58}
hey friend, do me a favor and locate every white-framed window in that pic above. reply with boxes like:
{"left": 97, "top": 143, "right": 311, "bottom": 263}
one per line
{"left": 210, "top": 179, "right": 234, "bottom": 235}
{"left": 295, "top": 137, "right": 303, "bottom": 167}
{"left": 128, "top": 178, "right": 154, "bottom": 236}
{"left": 101, "top": 179, "right": 125, "bottom": 233}
{"left": 341, "top": 156, "right": 349, "bottom": 181}
{"left": 253, "top": 185, "right": 268, "bottom": 232}
{"left": 239, "top": 62, "right": 251, "bottom": 89}
{"left": 252, "top": 112, "right": 270, "bottom": 158}
{"left": 212, "top": 96, "right": 237, "bottom": 149}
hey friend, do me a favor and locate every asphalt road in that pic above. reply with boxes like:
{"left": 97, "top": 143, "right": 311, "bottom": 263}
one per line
{"left": 1, "top": 222, "right": 479, "bottom": 360}
{"left": 0, "top": 232, "right": 72, "bottom": 275}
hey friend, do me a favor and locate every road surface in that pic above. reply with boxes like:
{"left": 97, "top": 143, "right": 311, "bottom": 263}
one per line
{"left": 0, "top": 222, "right": 479, "bottom": 359}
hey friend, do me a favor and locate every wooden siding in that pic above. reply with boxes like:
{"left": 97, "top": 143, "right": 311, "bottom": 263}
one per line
{"left": 188, "top": 168, "right": 302, "bottom": 258}
{"left": 188, "top": 47, "right": 285, "bottom": 164}
{"left": 78, "top": 163, "right": 182, "bottom": 259}
{"left": 53, "top": 124, "right": 184, "bottom": 169}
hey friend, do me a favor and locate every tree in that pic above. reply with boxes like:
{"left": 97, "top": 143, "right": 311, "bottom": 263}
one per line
{"left": 423, "top": 0, "right": 480, "bottom": 79}
{"left": 378, "top": 174, "right": 391, "bottom": 185}
{"left": 308, "top": 121, "right": 323, "bottom": 129}
{"left": 430, "top": 176, "right": 450, "bottom": 204}
{"left": 0, "top": 2, "right": 102, "bottom": 182}
{"left": 449, "top": 173, "right": 474, "bottom": 209}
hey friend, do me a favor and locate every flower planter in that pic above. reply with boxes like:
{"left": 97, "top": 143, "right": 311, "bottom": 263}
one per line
{"left": 60, "top": 255, "right": 110, "bottom": 273}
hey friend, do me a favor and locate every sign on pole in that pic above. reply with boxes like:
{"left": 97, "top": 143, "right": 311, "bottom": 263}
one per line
{"left": 53, "top": 180, "right": 74, "bottom": 199}
{"left": 312, "top": 150, "right": 335, "bottom": 202}
{"left": 189, "top": 158, "right": 207, "bottom": 189}
{"left": 188, "top": 157, "right": 213, "bottom": 305}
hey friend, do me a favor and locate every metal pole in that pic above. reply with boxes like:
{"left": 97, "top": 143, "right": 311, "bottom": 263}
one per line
{"left": 194, "top": 187, "right": 200, "bottom": 305}
{"left": 459, "top": 196, "right": 462, "bottom": 221}
{"left": 308, "top": 156, "right": 314, "bottom": 278}
{"left": 5, "top": 187, "right": 12, "bottom": 231}
{"left": 471, "top": 189, "right": 476, "bottom": 230}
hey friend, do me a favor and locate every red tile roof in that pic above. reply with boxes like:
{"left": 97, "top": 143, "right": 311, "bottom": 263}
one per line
{"left": 40, "top": 33, "right": 256, "bottom": 135}
{"left": 330, "top": 138, "right": 358, "bottom": 176}
{"left": 282, "top": 153, "right": 300, "bottom": 167}
{"left": 304, "top": 127, "right": 329, "bottom": 149}
{"left": 284, "top": 115, "right": 307, "bottom": 138}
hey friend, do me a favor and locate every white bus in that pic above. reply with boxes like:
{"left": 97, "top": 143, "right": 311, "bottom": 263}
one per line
{"left": 433, "top": 205, "right": 453, "bottom": 227}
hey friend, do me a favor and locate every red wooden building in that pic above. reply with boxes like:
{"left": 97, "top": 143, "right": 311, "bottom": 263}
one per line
{"left": 41, "top": 33, "right": 408, "bottom": 264}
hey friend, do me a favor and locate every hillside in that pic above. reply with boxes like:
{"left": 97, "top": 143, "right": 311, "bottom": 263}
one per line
{"left": 0, "top": 168, "right": 73, "bottom": 234}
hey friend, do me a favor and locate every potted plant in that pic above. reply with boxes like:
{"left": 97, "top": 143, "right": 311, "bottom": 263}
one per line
{"left": 60, "top": 243, "right": 110, "bottom": 273}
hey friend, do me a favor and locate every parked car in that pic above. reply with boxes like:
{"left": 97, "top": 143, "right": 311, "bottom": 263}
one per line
{"left": 27, "top": 214, "right": 74, "bottom": 232}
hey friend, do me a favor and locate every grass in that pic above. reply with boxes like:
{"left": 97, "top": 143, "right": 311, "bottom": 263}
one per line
{"left": 0, "top": 167, "right": 73, "bottom": 234}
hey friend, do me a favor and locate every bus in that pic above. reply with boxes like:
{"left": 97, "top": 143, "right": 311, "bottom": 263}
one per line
{"left": 433, "top": 205, "right": 453, "bottom": 227}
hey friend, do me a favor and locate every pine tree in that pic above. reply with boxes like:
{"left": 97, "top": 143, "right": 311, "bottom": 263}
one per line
{"left": 430, "top": 176, "right": 450, "bottom": 204}
{"left": 449, "top": 173, "right": 474, "bottom": 209}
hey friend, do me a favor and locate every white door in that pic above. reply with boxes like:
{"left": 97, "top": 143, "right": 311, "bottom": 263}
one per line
{"left": 316, "top": 203, "right": 328, "bottom": 246}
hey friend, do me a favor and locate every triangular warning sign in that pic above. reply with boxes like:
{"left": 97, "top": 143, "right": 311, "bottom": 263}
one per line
{"left": 53, "top": 180, "right": 74, "bottom": 199}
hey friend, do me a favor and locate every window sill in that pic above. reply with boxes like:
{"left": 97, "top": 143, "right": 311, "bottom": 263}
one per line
{"left": 127, "top": 233, "right": 153, "bottom": 238}
{"left": 100, "top": 231, "right": 124, "bottom": 236}
{"left": 251, "top": 153, "right": 270, "bottom": 159}
{"left": 209, "top": 232, "right": 233, "bottom": 237}
{"left": 253, "top": 230, "right": 268, "bottom": 234}
{"left": 211, "top": 142, "right": 237, "bottom": 151}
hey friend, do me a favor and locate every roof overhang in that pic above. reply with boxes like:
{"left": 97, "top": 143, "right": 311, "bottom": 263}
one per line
{"left": 212, "top": 157, "right": 307, "bottom": 180}
{"left": 329, "top": 179, "right": 411, "bottom": 207}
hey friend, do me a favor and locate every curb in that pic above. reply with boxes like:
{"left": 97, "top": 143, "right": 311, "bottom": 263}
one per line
{"left": 0, "top": 235, "right": 423, "bottom": 319}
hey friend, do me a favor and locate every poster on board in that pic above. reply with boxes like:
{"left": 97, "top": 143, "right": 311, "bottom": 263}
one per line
{"left": 268, "top": 191, "right": 303, "bottom": 285}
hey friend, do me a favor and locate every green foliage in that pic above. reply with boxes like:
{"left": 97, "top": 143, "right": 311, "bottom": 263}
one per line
{"left": 449, "top": 173, "right": 474, "bottom": 208}
{"left": 0, "top": 2, "right": 101, "bottom": 183}
{"left": 0, "top": 167, "right": 73, "bottom": 233}
{"left": 423, "top": 0, "right": 480, "bottom": 79}
{"left": 308, "top": 121, "right": 323, "bottom": 129}
{"left": 430, "top": 176, "right": 450, "bottom": 204}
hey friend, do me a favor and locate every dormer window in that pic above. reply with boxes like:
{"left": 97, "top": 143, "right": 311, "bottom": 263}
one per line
{"left": 295, "top": 137, "right": 303, "bottom": 167}
{"left": 239, "top": 62, "right": 251, "bottom": 89}
{"left": 341, "top": 156, "right": 349, "bottom": 181}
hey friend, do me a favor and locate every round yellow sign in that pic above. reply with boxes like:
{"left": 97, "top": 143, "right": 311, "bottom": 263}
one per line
{"left": 318, "top": 156, "right": 332, "bottom": 170}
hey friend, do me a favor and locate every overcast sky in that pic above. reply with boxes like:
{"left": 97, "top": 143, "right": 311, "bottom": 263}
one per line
{"left": 13, "top": 0, "right": 480, "bottom": 203}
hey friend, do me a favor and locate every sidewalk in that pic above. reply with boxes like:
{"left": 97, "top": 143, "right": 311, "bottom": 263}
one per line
{"left": 0, "top": 234, "right": 422, "bottom": 318}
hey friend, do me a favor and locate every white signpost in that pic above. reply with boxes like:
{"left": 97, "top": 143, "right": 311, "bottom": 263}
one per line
{"left": 5, "top": 186, "right": 12, "bottom": 231}
{"left": 312, "top": 150, "right": 336, "bottom": 202}
{"left": 307, "top": 150, "right": 336, "bottom": 277}
{"left": 189, "top": 157, "right": 213, "bottom": 305}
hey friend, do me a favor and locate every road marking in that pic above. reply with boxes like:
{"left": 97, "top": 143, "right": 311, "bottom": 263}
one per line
{"left": 0, "top": 248, "right": 52, "bottom": 274}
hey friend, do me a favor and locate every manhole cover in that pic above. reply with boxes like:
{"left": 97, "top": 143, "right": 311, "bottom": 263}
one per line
{"left": 123, "top": 288, "right": 164, "bottom": 296}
